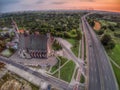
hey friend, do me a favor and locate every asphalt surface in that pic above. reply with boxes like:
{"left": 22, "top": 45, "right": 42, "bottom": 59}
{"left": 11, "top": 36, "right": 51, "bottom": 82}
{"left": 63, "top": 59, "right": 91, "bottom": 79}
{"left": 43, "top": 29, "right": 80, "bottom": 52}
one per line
{"left": 0, "top": 56, "right": 73, "bottom": 90}
{"left": 56, "top": 38, "right": 83, "bottom": 66}
{"left": 82, "top": 14, "right": 118, "bottom": 90}
{"left": 56, "top": 38, "right": 85, "bottom": 90}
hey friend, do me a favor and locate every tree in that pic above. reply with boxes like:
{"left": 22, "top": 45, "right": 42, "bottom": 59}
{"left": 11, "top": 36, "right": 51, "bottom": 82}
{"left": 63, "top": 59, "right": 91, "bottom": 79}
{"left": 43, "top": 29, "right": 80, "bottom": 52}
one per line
{"left": 101, "top": 34, "right": 111, "bottom": 46}
{"left": 108, "top": 25, "right": 115, "bottom": 31}
{"left": 116, "top": 22, "right": 120, "bottom": 28}
{"left": 106, "top": 40, "right": 115, "bottom": 49}
{"left": 101, "top": 34, "right": 115, "bottom": 49}
{"left": 101, "top": 25, "right": 107, "bottom": 30}
{"left": 76, "top": 29, "right": 82, "bottom": 40}
{"left": 96, "top": 29, "right": 104, "bottom": 35}
{"left": 88, "top": 19, "right": 95, "bottom": 27}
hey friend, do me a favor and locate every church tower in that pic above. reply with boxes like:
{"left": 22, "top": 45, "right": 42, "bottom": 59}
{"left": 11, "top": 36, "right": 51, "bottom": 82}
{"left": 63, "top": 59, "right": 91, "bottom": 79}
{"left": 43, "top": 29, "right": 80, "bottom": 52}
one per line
{"left": 47, "top": 33, "right": 52, "bottom": 57}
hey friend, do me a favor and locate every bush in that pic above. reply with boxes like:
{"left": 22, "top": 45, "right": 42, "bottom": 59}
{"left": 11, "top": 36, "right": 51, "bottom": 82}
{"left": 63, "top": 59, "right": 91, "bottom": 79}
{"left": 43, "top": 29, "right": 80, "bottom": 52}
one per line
{"left": 64, "top": 31, "right": 77, "bottom": 39}
{"left": 101, "top": 34, "right": 115, "bottom": 49}
{"left": 101, "top": 34, "right": 112, "bottom": 46}
{"left": 106, "top": 40, "right": 116, "bottom": 49}
{"left": 96, "top": 29, "right": 104, "bottom": 35}
{"left": 52, "top": 40, "right": 62, "bottom": 51}
{"left": 114, "top": 33, "right": 120, "bottom": 38}
{"left": 101, "top": 25, "right": 107, "bottom": 30}
{"left": 116, "top": 23, "right": 120, "bottom": 28}
{"left": 108, "top": 25, "right": 115, "bottom": 31}
{"left": 89, "top": 20, "right": 95, "bottom": 27}
{"left": 64, "top": 32, "right": 72, "bottom": 38}
{"left": 9, "top": 48, "right": 15, "bottom": 53}
{"left": 76, "top": 29, "right": 82, "bottom": 40}
{"left": 80, "top": 74, "right": 85, "bottom": 83}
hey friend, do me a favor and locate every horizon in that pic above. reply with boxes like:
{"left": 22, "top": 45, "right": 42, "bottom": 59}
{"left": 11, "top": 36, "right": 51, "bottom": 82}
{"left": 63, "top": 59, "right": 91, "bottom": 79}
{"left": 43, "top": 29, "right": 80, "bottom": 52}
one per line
{"left": 0, "top": 0, "right": 120, "bottom": 13}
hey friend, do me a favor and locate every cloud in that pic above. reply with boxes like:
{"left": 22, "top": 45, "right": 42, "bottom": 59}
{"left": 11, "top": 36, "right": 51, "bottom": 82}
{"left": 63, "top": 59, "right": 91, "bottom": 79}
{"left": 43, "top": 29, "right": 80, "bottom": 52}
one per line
{"left": 0, "top": 0, "right": 20, "bottom": 12}
{"left": 79, "top": 0, "right": 95, "bottom": 2}
{"left": 0, "top": 0, "right": 20, "bottom": 5}
{"left": 0, "top": 0, "right": 120, "bottom": 13}
{"left": 51, "top": 1, "right": 66, "bottom": 5}
{"left": 36, "top": 0, "right": 44, "bottom": 4}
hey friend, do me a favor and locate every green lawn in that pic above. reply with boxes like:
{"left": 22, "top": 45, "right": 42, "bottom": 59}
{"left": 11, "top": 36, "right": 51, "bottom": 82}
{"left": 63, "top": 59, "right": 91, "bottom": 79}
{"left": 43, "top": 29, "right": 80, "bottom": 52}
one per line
{"left": 60, "top": 60, "right": 75, "bottom": 82}
{"left": 80, "top": 74, "right": 85, "bottom": 83}
{"left": 108, "top": 44, "right": 120, "bottom": 66}
{"left": 66, "top": 38, "right": 79, "bottom": 57}
{"left": 50, "top": 56, "right": 68, "bottom": 73}
{"left": 52, "top": 71, "right": 59, "bottom": 78}
{"left": 111, "top": 62, "right": 120, "bottom": 90}
{"left": 1, "top": 49, "right": 13, "bottom": 57}
{"left": 66, "top": 38, "right": 76, "bottom": 45}
{"left": 57, "top": 56, "right": 68, "bottom": 66}
{"left": 71, "top": 46, "right": 79, "bottom": 57}
{"left": 83, "top": 35, "right": 86, "bottom": 60}
{"left": 50, "top": 60, "right": 59, "bottom": 73}
{"left": 74, "top": 68, "right": 78, "bottom": 79}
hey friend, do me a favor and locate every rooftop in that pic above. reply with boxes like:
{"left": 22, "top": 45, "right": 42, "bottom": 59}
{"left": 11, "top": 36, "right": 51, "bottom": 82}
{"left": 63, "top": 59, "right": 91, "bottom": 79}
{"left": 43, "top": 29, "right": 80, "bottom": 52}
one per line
{"left": 19, "top": 34, "right": 48, "bottom": 51}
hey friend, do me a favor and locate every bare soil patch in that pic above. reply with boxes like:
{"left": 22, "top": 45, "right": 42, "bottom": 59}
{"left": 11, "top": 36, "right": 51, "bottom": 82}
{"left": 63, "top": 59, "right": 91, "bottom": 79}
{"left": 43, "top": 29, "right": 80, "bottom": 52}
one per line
{"left": 93, "top": 20, "right": 101, "bottom": 31}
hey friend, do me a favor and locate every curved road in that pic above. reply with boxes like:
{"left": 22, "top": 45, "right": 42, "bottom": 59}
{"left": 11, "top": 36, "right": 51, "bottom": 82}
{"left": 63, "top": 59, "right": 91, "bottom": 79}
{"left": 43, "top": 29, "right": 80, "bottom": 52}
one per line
{"left": 82, "top": 14, "right": 118, "bottom": 90}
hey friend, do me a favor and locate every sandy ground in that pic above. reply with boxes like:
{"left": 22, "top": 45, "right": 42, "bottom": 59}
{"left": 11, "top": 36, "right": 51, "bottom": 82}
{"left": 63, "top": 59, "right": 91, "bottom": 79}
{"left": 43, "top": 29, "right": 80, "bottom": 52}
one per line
{"left": 93, "top": 20, "right": 101, "bottom": 31}
{"left": 1, "top": 79, "right": 32, "bottom": 90}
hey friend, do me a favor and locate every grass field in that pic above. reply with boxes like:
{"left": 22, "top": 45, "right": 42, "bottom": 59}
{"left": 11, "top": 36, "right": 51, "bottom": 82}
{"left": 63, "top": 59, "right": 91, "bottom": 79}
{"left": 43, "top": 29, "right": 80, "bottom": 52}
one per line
{"left": 60, "top": 60, "right": 75, "bottom": 82}
{"left": 107, "top": 44, "right": 120, "bottom": 90}
{"left": 50, "top": 60, "right": 59, "bottom": 73}
{"left": 71, "top": 45, "right": 79, "bottom": 57}
{"left": 50, "top": 56, "right": 68, "bottom": 73}
{"left": 66, "top": 38, "right": 79, "bottom": 57}
{"left": 51, "top": 58, "right": 76, "bottom": 82}
{"left": 1, "top": 49, "right": 13, "bottom": 57}
{"left": 58, "top": 56, "right": 68, "bottom": 66}
{"left": 66, "top": 38, "right": 76, "bottom": 45}
{"left": 53, "top": 71, "right": 59, "bottom": 78}
{"left": 108, "top": 44, "right": 120, "bottom": 66}
{"left": 80, "top": 74, "right": 85, "bottom": 83}
{"left": 111, "top": 62, "right": 120, "bottom": 90}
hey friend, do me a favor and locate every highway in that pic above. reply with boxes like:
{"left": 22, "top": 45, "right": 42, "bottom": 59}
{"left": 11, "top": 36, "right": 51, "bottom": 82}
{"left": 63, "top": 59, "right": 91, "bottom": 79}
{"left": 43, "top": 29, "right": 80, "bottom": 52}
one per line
{"left": 0, "top": 56, "right": 73, "bottom": 90}
{"left": 82, "top": 14, "right": 118, "bottom": 90}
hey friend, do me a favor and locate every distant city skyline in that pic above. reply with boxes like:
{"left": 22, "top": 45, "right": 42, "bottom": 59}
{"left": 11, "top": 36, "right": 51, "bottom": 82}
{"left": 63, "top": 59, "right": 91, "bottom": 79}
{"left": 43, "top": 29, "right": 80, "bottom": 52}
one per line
{"left": 0, "top": 0, "right": 120, "bottom": 13}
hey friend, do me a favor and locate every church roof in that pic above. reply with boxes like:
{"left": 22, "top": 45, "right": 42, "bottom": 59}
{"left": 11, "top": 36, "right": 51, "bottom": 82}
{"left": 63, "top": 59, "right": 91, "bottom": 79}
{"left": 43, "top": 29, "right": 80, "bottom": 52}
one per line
{"left": 19, "top": 34, "right": 48, "bottom": 51}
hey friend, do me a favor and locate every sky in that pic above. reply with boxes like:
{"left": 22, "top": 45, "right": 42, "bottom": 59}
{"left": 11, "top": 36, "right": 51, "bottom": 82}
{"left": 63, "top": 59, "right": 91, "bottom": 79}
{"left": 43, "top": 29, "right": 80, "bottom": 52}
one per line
{"left": 0, "top": 0, "right": 120, "bottom": 13}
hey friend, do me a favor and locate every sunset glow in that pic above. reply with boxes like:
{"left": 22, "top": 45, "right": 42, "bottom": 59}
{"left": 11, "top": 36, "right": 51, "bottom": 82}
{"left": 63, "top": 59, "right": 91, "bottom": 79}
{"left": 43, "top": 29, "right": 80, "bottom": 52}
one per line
{"left": 0, "top": 0, "right": 120, "bottom": 12}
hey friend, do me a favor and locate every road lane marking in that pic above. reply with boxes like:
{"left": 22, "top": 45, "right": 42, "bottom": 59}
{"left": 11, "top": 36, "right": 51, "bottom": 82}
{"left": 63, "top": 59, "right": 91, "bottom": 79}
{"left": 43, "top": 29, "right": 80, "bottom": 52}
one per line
{"left": 95, "top": 67, "right": 96, "bottom": 72}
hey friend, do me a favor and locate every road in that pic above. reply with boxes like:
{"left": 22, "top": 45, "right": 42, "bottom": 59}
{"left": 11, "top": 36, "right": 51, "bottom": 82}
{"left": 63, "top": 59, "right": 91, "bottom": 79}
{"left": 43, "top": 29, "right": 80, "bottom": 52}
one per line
{"left": 0, "top": 56, "right": 73, "bottom": 90}
{"left": 82, "top": 14, "right": 118, "bottom": 90}
{"left": 56, "top": 38, "right": 85, "bottom": 90}
{"left": 56, "top": 38, "right": 84, "bottom": 66}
